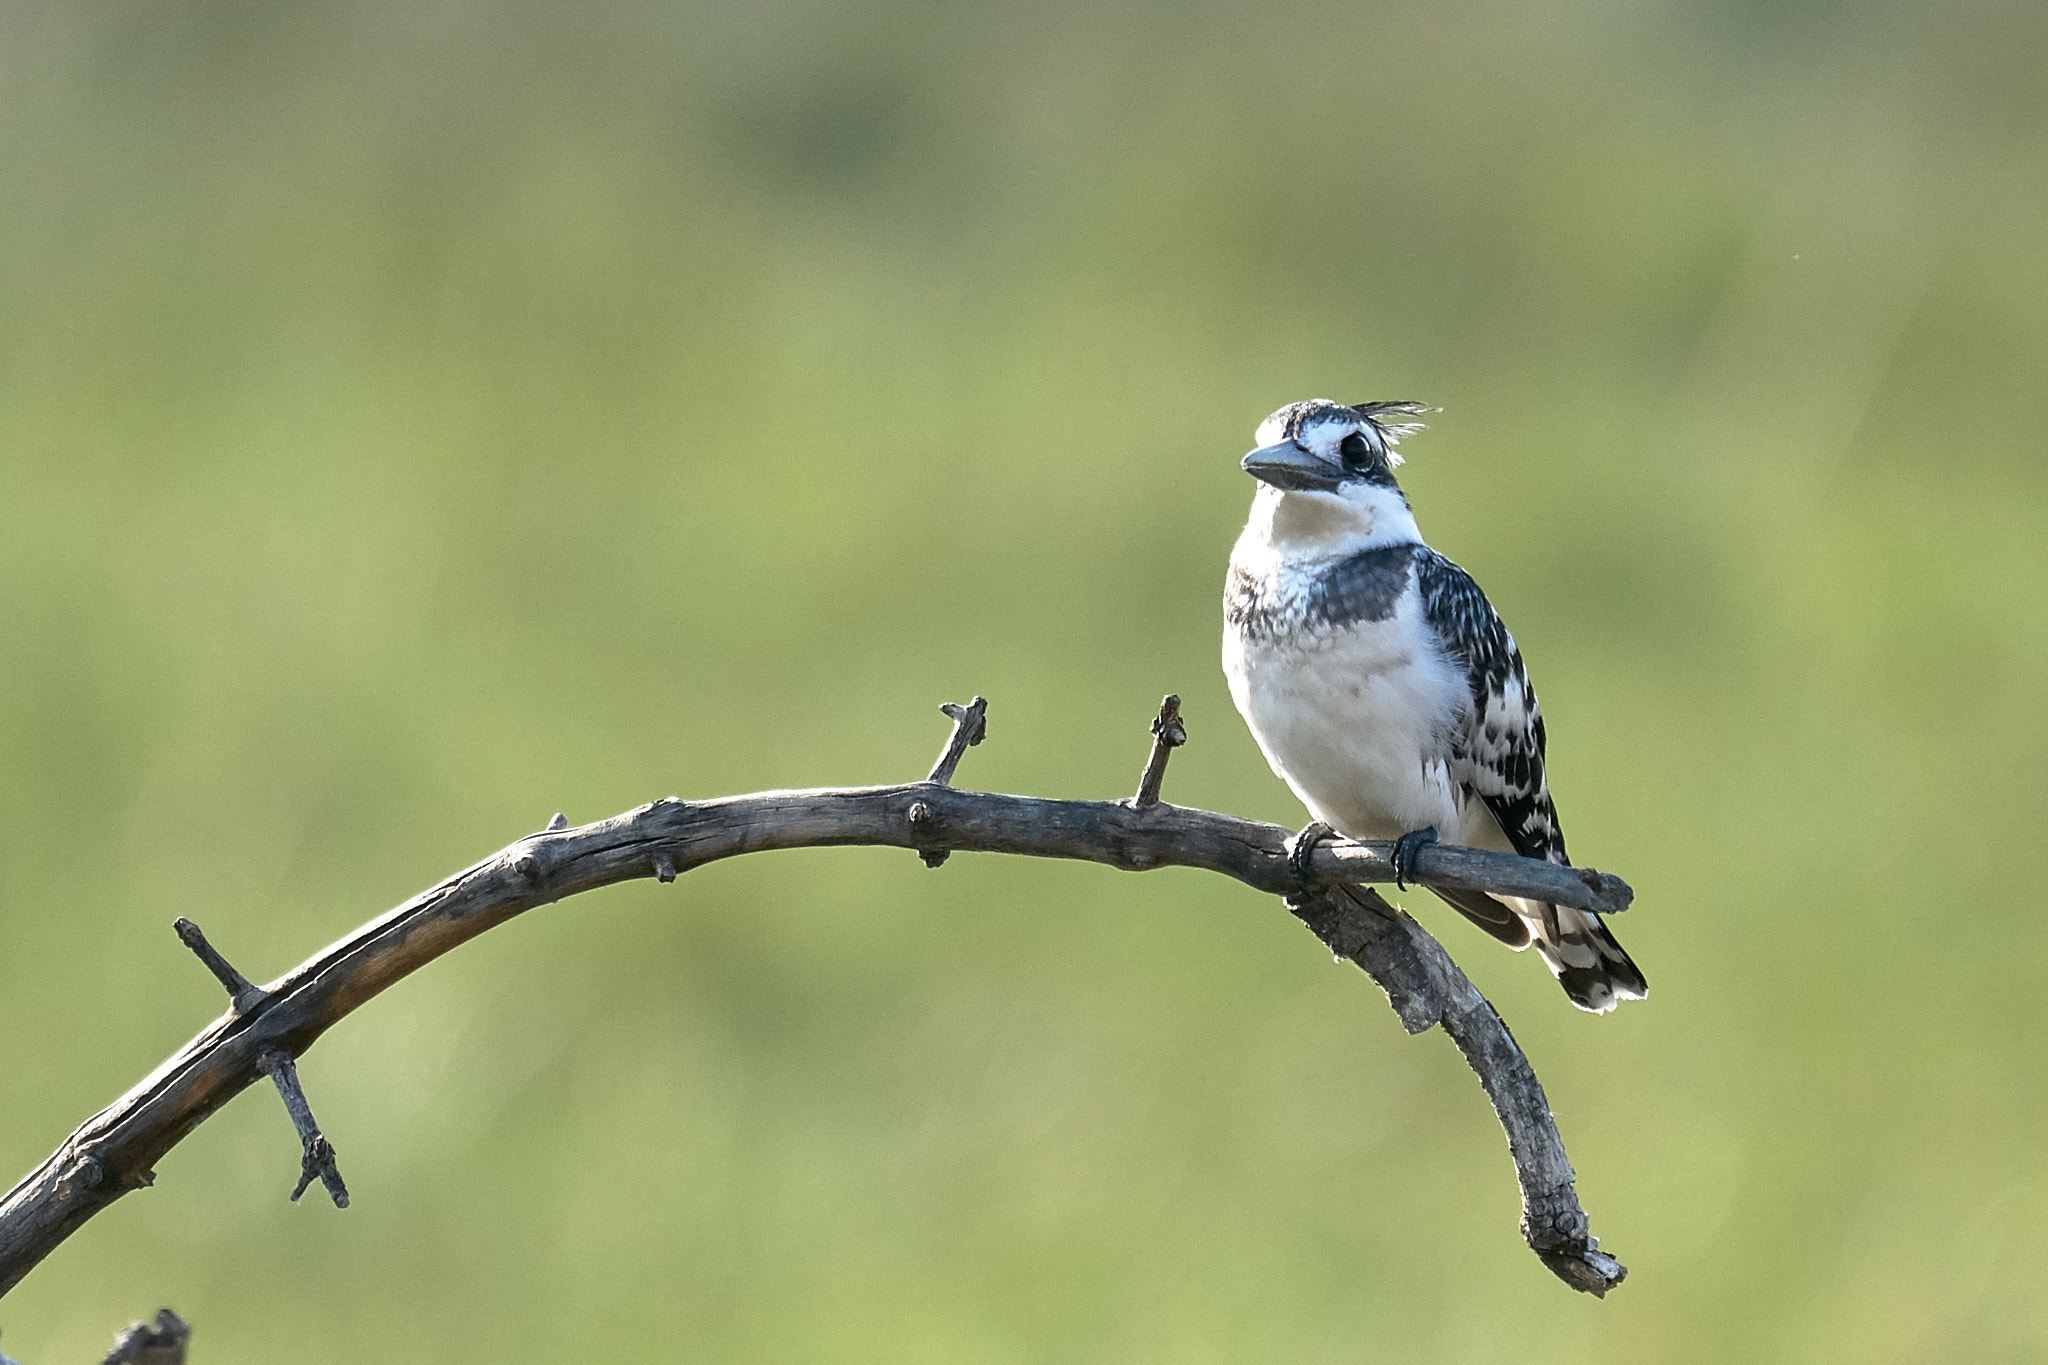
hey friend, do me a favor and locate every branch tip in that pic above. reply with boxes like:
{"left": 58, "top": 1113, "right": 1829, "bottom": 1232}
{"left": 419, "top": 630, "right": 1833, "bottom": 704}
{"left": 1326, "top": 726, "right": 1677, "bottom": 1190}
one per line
{"left": 1539, "top": 1245, "right": 1627, "bottom": 1296}
{"left": 1574, "top": 867, "right": 1633, "bottom": 913}
{"left": 926, "top": 697, "right": 988, "bottom": 786}
{"left": 1130, "top": 694, "right": 1187, "bottom": 808}
{"left": 171, "top": 918, "right": 266, "bottom": 1013}
{"left": 545, "top": 812, "right": 568, "bottom": 832}
{"left": 653, "top": 852, "right": 677, "bottom": 883}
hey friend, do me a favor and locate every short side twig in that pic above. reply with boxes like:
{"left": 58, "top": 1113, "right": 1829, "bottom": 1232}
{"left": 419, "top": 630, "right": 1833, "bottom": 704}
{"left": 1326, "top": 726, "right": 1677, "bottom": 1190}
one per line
{"left": 925, "top": 696, "right": 987, "bottom": 785}
{"left": 916, "top": 697, "right": 989, "bottom": 866}
{"left": 172, "top": 919, "right": 264, "bottom": 1015}
{"left": 260, "top": 1056, "right": 349, "bottom": 1208}
{"left": 173, "top": 921, "right": 347, "bottom": 1208}
{"left": 1129, "top": 694, "right": 1186, "bottom": 808}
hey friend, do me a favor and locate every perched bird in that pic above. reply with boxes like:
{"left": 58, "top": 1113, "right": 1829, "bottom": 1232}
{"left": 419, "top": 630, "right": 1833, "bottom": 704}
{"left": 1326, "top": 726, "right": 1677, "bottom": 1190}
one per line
{"left": 1222, "top": 398, "right": 1645, "bottom": 1012}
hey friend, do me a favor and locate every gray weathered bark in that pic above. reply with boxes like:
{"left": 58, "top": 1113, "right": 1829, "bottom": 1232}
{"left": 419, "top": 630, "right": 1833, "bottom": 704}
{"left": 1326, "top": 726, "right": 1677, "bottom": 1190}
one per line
{"left": 0, "top": 697, "right": 1629, "bottom": 1304}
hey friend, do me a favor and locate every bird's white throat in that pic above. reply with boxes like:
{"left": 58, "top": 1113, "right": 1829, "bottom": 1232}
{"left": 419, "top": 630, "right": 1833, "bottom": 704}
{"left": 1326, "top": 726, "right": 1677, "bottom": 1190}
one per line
{"left": 1235, "top": 483, "right": 1424, "bottom": 574}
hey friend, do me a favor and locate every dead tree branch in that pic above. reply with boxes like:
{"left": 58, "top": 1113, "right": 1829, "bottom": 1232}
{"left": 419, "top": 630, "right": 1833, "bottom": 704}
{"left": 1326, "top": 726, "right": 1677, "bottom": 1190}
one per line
{"left": 1285, "top": 886, "right": 1626, "bottom": 1293}
{"left": 0, "top": 695, "right": 1631, "bottom": 1305}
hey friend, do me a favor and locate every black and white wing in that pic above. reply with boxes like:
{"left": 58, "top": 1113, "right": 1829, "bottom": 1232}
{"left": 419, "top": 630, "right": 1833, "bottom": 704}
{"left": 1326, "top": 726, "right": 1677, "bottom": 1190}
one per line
{"left": 1415, "top": 549, "right": 1647, "bottom": 1012}
{"left": 1414, "top": 549, "right": 1566, "bottom": 865}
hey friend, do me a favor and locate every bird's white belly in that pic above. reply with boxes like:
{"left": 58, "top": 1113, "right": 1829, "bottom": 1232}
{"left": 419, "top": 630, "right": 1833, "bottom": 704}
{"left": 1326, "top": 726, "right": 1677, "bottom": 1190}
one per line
{"left": 1224, "top": 609, "right": 1467, "bottom": 841}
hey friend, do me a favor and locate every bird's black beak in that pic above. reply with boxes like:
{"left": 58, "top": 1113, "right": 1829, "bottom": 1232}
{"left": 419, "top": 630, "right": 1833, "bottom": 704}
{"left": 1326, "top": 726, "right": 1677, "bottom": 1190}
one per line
{"left": 1242, "top": 441, "right": 1344, "bottom": 492}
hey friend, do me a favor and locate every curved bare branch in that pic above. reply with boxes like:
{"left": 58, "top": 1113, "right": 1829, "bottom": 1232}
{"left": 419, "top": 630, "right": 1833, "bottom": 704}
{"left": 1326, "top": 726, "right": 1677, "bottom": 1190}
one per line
{"left": 0, "top": 699, "right": 1630, "bottom": 1302}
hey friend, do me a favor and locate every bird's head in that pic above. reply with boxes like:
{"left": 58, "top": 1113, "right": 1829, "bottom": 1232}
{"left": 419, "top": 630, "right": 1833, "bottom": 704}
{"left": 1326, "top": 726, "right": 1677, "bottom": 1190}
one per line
{"left": 1241, "top": 398, "right": 1431, "bottom": 494}
{"left": 1238, "top": 399, "right": 1433, "bottom": 554}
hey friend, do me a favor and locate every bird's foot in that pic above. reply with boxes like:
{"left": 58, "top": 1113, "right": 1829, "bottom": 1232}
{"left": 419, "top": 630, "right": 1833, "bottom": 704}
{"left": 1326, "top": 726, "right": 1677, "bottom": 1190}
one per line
{"left": 1288, "top": 822, "right": 1336, "bottom": 891}
{"left": 1391, "top": 826, "right": 1440, "bottom": 890}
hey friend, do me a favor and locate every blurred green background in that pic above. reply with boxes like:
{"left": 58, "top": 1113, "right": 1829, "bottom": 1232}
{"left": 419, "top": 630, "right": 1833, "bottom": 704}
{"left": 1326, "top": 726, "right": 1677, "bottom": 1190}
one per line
{"left": 2, "top": 0, "right": 2045, "bottom": 1359}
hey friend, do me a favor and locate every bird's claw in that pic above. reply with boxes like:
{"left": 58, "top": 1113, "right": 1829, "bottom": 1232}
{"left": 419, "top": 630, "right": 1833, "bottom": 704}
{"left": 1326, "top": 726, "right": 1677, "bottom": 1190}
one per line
{"left": 1288, "top": 822, "right": 1335, "bottom": 890}
{"left": 1391, "top": 826, "right": 1439, "bottom": 890}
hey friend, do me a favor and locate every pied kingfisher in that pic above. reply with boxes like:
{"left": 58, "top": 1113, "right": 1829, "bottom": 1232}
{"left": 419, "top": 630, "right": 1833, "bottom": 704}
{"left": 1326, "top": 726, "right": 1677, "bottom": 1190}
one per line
{"left": 1221, "top": 398, "right": 1646, "bottom": 1012}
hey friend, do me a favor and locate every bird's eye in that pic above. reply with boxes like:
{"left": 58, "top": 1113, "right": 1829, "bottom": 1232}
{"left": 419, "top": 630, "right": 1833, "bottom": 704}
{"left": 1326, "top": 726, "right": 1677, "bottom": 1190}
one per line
{"left": 1340, "top": 432, "right": 1371, "bottom": 463}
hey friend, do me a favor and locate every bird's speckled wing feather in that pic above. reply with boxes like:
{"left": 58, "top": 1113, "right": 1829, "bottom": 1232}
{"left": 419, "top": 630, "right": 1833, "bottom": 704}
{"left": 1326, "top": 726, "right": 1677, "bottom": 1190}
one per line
{"left": 1413, "top": 548, "right": 1565, "bottom": 864}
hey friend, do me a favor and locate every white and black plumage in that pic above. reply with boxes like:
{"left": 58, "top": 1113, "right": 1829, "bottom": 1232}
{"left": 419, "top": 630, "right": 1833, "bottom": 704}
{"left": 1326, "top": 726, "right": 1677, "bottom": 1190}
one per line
{"left": 1222, "top": 398, "right": 1646, "bottom": 1012}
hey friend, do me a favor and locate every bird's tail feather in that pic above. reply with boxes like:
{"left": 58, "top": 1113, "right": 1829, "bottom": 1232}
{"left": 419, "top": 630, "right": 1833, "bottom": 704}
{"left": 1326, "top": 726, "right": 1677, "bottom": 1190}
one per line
{"left": 1431, "top": 888, "right": 1646, "bottom": 1013}
{"left": 1529, "top": 902, "right": 1646, "bottom": 1014}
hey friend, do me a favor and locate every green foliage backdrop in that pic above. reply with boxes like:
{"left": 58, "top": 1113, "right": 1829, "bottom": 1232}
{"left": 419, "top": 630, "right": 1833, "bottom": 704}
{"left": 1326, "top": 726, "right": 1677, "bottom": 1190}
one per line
{"left": 2, "top": 0, "right": 2045, "bottom": 1358}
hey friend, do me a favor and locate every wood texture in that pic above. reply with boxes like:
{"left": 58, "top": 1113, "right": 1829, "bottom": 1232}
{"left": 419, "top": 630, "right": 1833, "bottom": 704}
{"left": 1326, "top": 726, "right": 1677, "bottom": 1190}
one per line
{"left": 0, "top": 701, "right": 1632, "bottom": 1301}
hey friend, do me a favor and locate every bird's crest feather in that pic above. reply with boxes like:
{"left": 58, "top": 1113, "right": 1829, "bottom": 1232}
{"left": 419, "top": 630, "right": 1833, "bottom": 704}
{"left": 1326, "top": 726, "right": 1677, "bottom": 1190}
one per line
{"left": 1349, "top": 400, "right": 1437, "bottom": 464}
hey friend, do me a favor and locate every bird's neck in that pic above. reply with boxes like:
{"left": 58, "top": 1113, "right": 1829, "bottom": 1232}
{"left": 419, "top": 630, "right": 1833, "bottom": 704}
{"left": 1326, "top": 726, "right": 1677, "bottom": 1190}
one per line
{"left": 1234, "top": 484, "right": 1423, "bottom": 575}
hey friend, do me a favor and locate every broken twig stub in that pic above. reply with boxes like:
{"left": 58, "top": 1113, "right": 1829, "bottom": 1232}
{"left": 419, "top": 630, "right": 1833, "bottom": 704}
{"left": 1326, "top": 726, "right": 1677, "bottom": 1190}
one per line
{"left": 1131, "top": 694, "right": 1186, "bottom": 808}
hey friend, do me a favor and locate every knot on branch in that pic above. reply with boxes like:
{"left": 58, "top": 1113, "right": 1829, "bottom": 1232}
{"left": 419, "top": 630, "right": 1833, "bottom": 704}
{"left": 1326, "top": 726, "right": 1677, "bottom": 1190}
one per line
{"left": 907, "top": 801, "right": 950, "bottom": 868}
{"left": 53, "top": 1151, "right": 104, "bottom": 1202}
{"left": 1525, "top": 1203, "right": 1593, "bottom": 1250}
